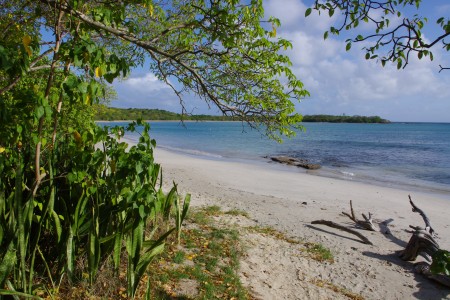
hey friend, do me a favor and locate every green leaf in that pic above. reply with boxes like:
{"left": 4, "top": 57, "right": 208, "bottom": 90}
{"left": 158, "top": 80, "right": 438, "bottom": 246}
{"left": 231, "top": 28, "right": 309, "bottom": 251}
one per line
{"left": 0, "top": 241, "right": 16, "bottom": 286}
{"left": 35, "top": 106, "right": 45, "bottom": 119}
{"left": 305, "top": 8, "right": 312, "bottom": 17}
{"left": 323, "top": 31, "right": 329, "bottom": 40}
{"left": 346, "top": 43, "right": 352, "bottom": 51}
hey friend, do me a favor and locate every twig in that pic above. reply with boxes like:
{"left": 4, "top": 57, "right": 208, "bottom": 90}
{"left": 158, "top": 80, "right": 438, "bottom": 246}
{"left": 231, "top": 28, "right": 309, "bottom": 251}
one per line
{"left": 342, "top": 200, "right": 376, "bottom": 231}
{"left": 408, "top": 195, "right": 434, "bottom": 236}
{"left": 311, "top": 220, "right": 373, "bottom": 245}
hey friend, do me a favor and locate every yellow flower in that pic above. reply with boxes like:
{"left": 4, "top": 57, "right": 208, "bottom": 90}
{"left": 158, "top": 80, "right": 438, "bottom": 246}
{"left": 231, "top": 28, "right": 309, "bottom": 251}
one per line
{"left": 73, "top": 131, "right": 82, "bottom": 144}
{"left": 95, "top": 67, "right": 102, "bottom": 77}
{"left": 22, "top": 35, "right": 32, "bottom": 56}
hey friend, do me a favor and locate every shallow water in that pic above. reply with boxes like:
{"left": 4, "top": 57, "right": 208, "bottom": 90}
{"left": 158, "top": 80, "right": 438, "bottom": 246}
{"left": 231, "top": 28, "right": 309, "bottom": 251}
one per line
{"left": 98, "top": 121, "right": 450, "bottom": 197}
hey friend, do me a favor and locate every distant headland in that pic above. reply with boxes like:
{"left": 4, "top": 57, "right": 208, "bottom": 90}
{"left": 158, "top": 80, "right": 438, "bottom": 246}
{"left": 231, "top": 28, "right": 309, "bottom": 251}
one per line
{"left": 94, "top": 106, "right": 390, "bottom": 123}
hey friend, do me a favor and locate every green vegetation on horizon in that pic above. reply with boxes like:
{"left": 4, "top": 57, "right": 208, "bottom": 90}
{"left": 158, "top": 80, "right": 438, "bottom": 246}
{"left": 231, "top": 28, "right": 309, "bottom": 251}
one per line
{"left": 95, "top": 106, "right": 390, "bottom": 123}
{"left": 302, "top": 114, "right": 390, "bottom": 123}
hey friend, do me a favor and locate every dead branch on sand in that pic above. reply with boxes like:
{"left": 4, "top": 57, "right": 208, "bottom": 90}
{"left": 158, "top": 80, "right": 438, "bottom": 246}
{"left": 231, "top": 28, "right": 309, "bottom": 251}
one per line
{"left": 399, "top": 196, "right": 439, "bottom": 262}
{"left": 398, "top": 196, "right": 450, "bottom": 288}
{"left": 342, "top": 200, "right": 377, "bottom": 231}
{"left": 408, "top": 194, "right": 435, "bottom": 236}
{"left": 414, "top": 262, "right": 450, "bottom": 288}
{"left": 311, "top": 220, "right": 373, "bottom": 245}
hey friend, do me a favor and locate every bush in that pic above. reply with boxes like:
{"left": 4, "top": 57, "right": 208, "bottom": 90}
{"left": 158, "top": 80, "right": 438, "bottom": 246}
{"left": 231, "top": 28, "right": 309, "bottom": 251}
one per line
{"left": 0, "top": 120, "right": 189, "bottom": 299}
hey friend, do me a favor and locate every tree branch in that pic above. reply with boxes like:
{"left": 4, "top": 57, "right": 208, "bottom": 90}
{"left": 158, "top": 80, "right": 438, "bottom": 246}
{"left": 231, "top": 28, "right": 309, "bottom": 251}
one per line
{"left": 311, "top": 220, "right": 373, "bottom": 245}
{"left": 342, "top": 200, "right": 377, "bottom": 231}
{"left": 408, "top": 195, "right": 435, "bottom": 236}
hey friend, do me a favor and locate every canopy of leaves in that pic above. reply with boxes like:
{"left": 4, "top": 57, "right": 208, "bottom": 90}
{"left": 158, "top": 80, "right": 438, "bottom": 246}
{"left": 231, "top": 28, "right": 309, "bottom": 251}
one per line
{"left": 1, "top": 0, "right": 309, "bottom": 139}
{"left": 307, "top": 0, "right": 450, "bottom": 71}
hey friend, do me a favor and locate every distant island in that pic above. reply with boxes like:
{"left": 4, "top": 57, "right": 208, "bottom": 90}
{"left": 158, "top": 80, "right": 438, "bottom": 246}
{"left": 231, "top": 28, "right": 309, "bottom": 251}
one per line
{"left": 94, "top": 106, "right": 390, "bottom": 123}
{"left": 301, "top": 114, "right": 390, "bottom": 123}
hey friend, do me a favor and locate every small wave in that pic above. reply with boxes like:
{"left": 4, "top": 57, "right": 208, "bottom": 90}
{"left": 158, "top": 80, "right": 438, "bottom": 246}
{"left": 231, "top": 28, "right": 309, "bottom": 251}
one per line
{"left": 340, "top": 171, "right": 355, "bottom": 177}
{"left": 160, "top": 145, "right": 223, "bottom": 158}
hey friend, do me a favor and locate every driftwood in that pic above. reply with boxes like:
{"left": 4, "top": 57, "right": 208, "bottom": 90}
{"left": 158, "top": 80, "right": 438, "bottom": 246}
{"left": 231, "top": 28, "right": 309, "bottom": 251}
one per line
{"left": 408, "top": 195, "right": 435, "bottom": 236}
{"left": 398, "top": 195, "right": 450, "bottom": 288}
{"left": 399, "top": 196, "right": 439, "bottom": 262}
{"left": 311, "top": 220, "right": 373, "bottom": 245}
{"left": 414, "top": 262, "right": 450, "bottom": 288}
{"left": 398, "top": 229, "right": 439, "bottom": 262}
{"left": 342, "top": 200, "right": 377, "bottom": 231}
{"left": 310, "top": 195, "right": 449, "bottom": 288}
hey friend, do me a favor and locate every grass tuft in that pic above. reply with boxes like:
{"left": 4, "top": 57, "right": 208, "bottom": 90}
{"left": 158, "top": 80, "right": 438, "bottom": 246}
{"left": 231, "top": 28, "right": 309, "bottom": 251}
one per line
{"left": 145, "top": 206, "right": 252, "bottom": 299}
{"left": 246, "top": 226, "right": 300, "bottom": 244}
{"left": 225, "top": 209, "right": 250, "bottom": 218}
{"left": 303, "top": 242, "right": 334, "bottom": 263}
{"left": 310, "top": 278, "right": 365, "bottom": 300}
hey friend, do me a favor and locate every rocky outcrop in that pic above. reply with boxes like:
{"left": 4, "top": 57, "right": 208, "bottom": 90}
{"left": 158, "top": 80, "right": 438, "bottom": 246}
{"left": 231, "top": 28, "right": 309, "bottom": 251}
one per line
{"left": 269, "top": 156, "right": 321, "bottom": 170}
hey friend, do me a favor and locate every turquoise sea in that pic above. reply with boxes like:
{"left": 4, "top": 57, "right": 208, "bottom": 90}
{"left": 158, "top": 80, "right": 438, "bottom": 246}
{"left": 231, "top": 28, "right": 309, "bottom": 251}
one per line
{"left": 99, "top": 121, "right": 450, "bottom": 197}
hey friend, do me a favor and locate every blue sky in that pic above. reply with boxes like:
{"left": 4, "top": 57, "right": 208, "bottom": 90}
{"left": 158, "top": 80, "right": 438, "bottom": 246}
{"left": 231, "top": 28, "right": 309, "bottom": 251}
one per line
{"left": 112, "top": 0, "right": 450, "bottom": 122}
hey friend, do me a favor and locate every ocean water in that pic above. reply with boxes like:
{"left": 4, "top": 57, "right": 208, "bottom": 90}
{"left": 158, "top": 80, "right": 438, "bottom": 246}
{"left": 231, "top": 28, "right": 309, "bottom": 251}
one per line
{"left": 98, "top": 121, "right": 450, "bottom": 197}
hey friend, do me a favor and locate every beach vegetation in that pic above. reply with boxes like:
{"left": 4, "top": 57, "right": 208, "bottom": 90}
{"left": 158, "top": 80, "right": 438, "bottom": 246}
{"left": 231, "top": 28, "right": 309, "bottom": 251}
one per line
{"left": 173, "top": 250, "right": 186, "bottom": 264}
{"left": 431, "top": 249, "right": 450, "bottom": 276}
{"left": 246, "top": 225, "right": 300, "bottom": 244}
{"left": 307, "top": 0, "right": 450, "bottom": 71}
{"left": 145, "top": 206, "right": 250, "bottom": 300}
{"left": 225, "top": 209, "right": 251, "bottom": 218}
{"left": 310, "top": 278, "right": 364, "bottom": 300}
{"left": 0, "top": 0, "right": 309, "bottom": 297}
{"left": 0, "top": 117, "right": 191, "bottom": 298}
{"left": 303, "top": 242, "right": 335, "bottom": 263}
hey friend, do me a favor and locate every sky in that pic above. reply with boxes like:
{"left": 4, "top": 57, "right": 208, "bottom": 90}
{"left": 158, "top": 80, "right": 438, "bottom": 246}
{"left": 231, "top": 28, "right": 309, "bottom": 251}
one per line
{"left": 112, "top": 1, "right": 450, "bottom": 122}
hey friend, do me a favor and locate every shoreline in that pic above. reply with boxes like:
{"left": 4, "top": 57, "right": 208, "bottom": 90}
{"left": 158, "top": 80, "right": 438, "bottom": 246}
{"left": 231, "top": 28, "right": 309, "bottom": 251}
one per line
{"left": 107, "top": 122, "right": 450, "bottom": 198}
{"left": 153, "top": 146, "right": 450, "bottom": 299}
{"left": 155, "top": 144, "right": 450, "bottom": 201}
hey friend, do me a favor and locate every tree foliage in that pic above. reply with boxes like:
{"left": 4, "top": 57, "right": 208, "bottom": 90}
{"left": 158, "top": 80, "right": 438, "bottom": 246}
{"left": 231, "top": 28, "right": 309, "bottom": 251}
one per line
{"left": 2, "top": 0, "right": 309, "bottom": 138}
{"left": 307, "top": 0, "right": 450, "bottom": 71}
{"left": 0, "top": 0, "right": 307, "bottom": 297}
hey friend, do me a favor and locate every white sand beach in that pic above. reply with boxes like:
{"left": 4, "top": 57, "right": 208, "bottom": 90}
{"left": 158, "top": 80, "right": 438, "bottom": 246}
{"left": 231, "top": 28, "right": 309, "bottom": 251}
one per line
{"left": 155, "top": 148, "right": 450, "bottom": 300}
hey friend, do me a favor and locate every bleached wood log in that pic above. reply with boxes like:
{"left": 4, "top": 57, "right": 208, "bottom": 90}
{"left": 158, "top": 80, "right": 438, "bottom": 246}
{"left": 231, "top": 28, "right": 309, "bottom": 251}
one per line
{"left": 408, "top": 195, "right": 435, "bottom": 236}
{"left": 311, "top": 220, "right": 373, "bottom": 245}
{"left": 398, "top": 229, "right": 439, "bottom": 262}
{"left": 414, "top": 262, "right": 450, "bottom": 288}
{"left": 341, "top": 200, "right": 377, "bottom": 231}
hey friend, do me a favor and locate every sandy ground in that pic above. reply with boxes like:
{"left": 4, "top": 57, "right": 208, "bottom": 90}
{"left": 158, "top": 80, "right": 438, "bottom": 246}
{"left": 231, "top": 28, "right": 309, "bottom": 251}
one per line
{"left": 154, "top": 148, "right": 450, "bottom": 300}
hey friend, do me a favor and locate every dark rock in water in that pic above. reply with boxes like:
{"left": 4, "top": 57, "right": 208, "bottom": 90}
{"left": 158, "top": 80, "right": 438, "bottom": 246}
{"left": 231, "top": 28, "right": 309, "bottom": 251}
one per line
{"left": 270, "top": 156, "right": 321, "bottom": 170}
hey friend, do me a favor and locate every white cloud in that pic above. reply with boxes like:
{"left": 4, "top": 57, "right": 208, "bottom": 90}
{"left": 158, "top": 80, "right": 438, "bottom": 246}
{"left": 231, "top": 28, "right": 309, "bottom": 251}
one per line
{"left": 121, "top": 73, "right": 170, "bottom": 92}
{"left": 283, "top": 31, "right": 341, "bottom": 66}
{"left": 112, "top": 72, "right": 179, "bottom": 109}
{"left": 264, "top": 0, "right": 306, "bottom": 30}
{"left": 265, "top": 0, "right": 335, "bottom": 33}
{"left": 266, "top": 0, "right": 450, "bottom": 122}
{"left": 112, "top": 72, "right": 213, "bottom": 114}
